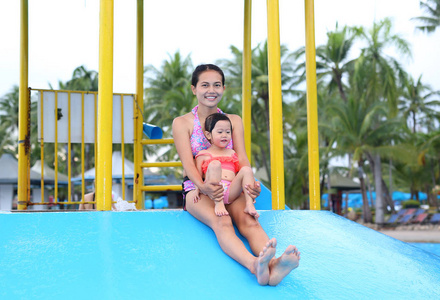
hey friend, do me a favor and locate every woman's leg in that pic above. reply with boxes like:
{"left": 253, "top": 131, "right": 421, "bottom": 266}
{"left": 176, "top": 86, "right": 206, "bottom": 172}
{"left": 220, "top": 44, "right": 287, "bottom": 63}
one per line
{"left": 205, "top": 161, "right": 228, "bottom": 216}
{"left": 227, "top": 194, "right": 269, "bottom": 255}
{"left": 227, "top": 195, "right": 301, "bottom": 286}
{"left": 185, "top": 194, "right": 275, "bottom": 285}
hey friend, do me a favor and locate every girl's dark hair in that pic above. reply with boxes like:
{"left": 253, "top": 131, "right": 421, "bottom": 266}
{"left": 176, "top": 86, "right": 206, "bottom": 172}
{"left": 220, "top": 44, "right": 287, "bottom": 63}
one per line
{"left": 191, "top": 64, "right": 225, "bottom": 87}
{"left": 205, "top": 113, "right": 232, "bottom": 133}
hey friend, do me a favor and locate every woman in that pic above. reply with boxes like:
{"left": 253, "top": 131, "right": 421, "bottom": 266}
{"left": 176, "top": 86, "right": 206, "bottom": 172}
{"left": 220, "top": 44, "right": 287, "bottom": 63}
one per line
{"left": 172, "top": 64, "right": 300, "bottom": 286}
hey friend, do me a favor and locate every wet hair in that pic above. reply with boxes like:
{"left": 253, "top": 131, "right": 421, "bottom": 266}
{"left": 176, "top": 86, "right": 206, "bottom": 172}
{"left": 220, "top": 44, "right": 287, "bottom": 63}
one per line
{"left": 205, "top": 113, "right": 232, "bottom": 133}
{"left": 191, "top": 64, "right": 225, "bottom": 87}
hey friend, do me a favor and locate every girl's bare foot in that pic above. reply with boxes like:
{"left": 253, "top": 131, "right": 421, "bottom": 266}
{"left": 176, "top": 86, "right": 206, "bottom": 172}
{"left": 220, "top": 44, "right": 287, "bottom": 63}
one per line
{"left": 268, "top": 245, "right": 300, "bottom": 286}
{"left": 254, "top": 238, "right": 277, "bottom": 285}
{"left": 244, "top": 202, "right": 259, "bottom": 219}
{"left": 214, "top": 200, "right": 229, "bottom": 216}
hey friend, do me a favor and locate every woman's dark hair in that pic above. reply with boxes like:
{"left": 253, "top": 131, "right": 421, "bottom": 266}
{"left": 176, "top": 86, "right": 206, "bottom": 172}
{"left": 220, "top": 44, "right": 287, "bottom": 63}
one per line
{"left": 205, "top": 113, "right": 232, "bottom": 133}
{"left": 191, "top": 64, "right": 225, "bottom": 87}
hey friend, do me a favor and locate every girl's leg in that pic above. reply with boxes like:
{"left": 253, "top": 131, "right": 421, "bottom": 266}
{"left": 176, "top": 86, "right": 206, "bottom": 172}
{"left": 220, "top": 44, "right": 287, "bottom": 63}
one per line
{"left": 186, "top": 194, "right": 275, "bottom": 285}
{"left": 205, "top": 160, "right": 228, "bottom": 216}
{"left": 228, "top": 166, "right": 258, "bottom": 218}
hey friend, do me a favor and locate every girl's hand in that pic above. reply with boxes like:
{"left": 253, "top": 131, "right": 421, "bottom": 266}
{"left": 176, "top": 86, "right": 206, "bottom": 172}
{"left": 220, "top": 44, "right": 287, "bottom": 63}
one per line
{"left": 245, "top": 181, "right": 261, "bottom": 202}
{"left": 186, "top": 189, "right": 200, "bottom": 203}
{"left": 200, "top": 181, "right": 224, "bottom": 202}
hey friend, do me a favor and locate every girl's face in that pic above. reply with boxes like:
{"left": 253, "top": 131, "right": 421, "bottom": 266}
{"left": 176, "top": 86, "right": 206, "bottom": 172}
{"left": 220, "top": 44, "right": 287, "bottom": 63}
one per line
{"left": 206, "top": 120, "right": 232, "bottom": 148}
{"left": 191, "top": 70, "right": 225, "bottom": 108}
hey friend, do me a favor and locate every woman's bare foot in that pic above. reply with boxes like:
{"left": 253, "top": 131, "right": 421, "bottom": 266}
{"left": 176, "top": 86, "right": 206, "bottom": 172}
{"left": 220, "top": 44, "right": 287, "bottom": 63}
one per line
{"left": 214, "top": 200, "right": 229, "bottom": 216}
{"left": 244, "top": 201, "right": 259, "bottom": 219}
{"left": 253, "top": 238, "right": 277, "bottom": 285}
{"left": 268, "top": 245, "right": 300, "bottom": 286}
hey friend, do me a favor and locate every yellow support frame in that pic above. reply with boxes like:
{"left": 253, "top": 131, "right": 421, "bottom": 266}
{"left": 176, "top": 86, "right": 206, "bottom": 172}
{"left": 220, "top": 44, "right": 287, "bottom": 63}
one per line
{"left": 120, "top": 95, "right": 126, "bottom": 200}
{"left": 134, "top": 0, "right": 144, "bottom": 210}
{"left": 81, "top": 93, "right": 85, "bottom": 203}
{"left": 17, "top": 0, "right": 29, "bottom": 210}
{"left": 267, "top": 0, "right": 285, "bottom": 210}
{"left": 96, "top": 0, "right": 114, "bottom": 211}
{"left": 242, "top": 0, "right": 252, "bottom": 161}
{"left": 40, "top": 91, "right": 45, "bottom": 205}
{"left": 54, "top": 92, "right": 59, "bottom": 205}
{"left": 18, "top": 1, "right": 321, "bottom": 212}
{"left": 305, "top": 0, "right": 321, "bottom": 210}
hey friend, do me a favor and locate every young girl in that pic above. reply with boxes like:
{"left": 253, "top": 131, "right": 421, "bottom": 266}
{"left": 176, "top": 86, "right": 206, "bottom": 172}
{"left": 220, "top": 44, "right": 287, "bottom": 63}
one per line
{"left": 186, "top": 113, "right": 259, "bottom": 218}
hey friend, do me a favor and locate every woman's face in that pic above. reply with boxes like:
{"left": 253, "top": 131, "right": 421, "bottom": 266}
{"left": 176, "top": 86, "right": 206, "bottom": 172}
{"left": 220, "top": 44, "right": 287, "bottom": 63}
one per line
{"left": 191, "top": 70, "right": 225, "bottom": 108}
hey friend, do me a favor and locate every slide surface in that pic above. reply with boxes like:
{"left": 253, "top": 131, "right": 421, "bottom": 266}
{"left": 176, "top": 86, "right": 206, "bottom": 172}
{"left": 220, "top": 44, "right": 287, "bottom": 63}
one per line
{"left": 1, "top": 210, "right": 439, "bottom": 299}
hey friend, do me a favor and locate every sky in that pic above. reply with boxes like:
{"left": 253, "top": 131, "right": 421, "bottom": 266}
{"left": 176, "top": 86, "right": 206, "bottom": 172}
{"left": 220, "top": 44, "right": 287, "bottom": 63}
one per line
{"left": 1, "top": 0, "right": 439, "bottom": 97}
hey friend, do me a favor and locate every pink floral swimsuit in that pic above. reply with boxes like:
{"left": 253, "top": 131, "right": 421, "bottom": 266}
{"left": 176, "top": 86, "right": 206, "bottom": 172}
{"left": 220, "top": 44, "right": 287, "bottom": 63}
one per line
{"left": 182, "top": 105, "right": 233, "bottom": 207}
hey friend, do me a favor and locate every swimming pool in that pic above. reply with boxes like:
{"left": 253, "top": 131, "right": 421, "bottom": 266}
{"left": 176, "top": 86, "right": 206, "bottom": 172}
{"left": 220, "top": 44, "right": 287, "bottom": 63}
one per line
{"left": 410, "top": 243, "right": 440, "bottom": 256}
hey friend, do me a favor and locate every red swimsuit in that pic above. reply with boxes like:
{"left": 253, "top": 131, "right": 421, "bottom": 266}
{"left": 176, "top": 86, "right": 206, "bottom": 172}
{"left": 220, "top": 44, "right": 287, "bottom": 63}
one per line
{"left": 196, "top": 152, "right": 241, "bottom": 175}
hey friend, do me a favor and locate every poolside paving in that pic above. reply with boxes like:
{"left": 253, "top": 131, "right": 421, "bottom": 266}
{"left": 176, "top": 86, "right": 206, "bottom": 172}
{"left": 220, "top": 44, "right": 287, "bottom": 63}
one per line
{"left": 379, "top": 229, "right": 440, "bottom": 243}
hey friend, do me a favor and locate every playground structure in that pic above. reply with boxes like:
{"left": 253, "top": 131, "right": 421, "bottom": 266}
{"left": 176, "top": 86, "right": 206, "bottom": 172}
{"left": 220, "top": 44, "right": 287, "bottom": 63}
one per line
{"left": 5, "top": 1, "right": 440, "bottom": 298}
{"left": 16, "top": 0, "right": 320, "bottom": 211}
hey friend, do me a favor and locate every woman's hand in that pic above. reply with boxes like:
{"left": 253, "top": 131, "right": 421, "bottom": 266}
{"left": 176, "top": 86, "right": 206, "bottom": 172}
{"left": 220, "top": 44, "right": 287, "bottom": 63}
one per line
{"left": 245, "top": 181, "right": 261, "bottom": 203}
{"left": 200, "top": 181, "right": 224, "bottom": 202}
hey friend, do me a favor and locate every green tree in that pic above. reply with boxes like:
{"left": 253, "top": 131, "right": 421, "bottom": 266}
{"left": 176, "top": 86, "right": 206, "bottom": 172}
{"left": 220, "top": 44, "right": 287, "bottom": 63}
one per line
{"left": 399, "top": 74, "right": 440, "bottom": 133}
{"left": 0, "top": 124, "right": 14, "bottom": 156}
{"left": 412, "top": 0, "right": 440, "bottom": 33}
{"left": 295, "top": 24, "right": 359, "bottom": 102}
{"left": 52, "top": 65, "right": 99, "bottom": 91}
{"left": 349, "top": 18, "right": 411, "bottom": 223}
{"left": 0, "top": 85, "right": 20, "bottom": 134}
{"left": 324, "top": 96, "right": 407, "bottom": 223}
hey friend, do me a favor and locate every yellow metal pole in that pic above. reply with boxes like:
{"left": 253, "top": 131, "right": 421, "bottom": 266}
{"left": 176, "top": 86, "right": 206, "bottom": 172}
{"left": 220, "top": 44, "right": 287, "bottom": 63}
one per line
{"left": 68, "top": 92, "right": 72, "bottom": 203}
{"left": 120, "top": 95, "right": 125, "bottom": 200}
{"left": 54, "top": 92, "right": 58, "bottom": 205}
{"left": 17, "top": 0, "right": 29, "bottom": 210}
{"left": 242, "top": 0, "right": 252, "bottom": 160}
{"left": 40, "top": 91, "right": 45, "bottom": 205}
{"left": 96, "top": 0, "right": 114, "bottom": 211}
{"left": 94, "top": 93, "right": 97, "bottom": 186}
{"left": 304, "top": 0, "right": 321, "bottom": 210}
{"left": 81, "top": 92, "right": 85, "bottom": 202}
{"left": 134, "top": 0, "right": 144, "bottom": 210}
{"left": 267, "top": 0, "right": 285, "bottom": 210}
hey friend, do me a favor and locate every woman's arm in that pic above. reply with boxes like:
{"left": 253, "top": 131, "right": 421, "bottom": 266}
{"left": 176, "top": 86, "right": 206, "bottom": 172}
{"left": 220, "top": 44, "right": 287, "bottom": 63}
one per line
{"left": 228, "top": 114, "right": 261, "bottom": 198}
{"left": 172, "top": 116, "right": 223, "bottom": 201}
{"left": 228, "top": 114, "right": 251, "bottom": 168}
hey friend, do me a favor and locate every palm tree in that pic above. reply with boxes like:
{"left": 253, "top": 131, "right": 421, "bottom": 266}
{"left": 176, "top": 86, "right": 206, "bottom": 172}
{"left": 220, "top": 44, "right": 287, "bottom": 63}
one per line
{"left": 53, "top": 65, "right": 99, "bottom": 91}
{"left": 354, "top": 18, "right": 410, "bottom": 114}
{"left": 324, "top": 96, "right": 407, "bottom": 223}
{"left": 295, "top": 24, "right": 360, "bottom": 102}
{"left": 347, "top": 18, "right": 411, "bottom": 223}
{"left": 412, "top": 0, "right": 440, "bottom": 33}
{"left": 0, "top": 123, "right": 14, "bottom": 156}
{"left": 0, "top": 85, "right": 20, "bottom": 134}
{"left": 399, "top": 74, "right": 440, "bottom": 133}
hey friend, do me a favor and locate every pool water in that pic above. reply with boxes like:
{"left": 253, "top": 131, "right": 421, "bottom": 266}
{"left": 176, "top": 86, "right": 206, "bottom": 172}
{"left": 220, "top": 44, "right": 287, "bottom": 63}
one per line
{"left": 410, "top": 243, "right": 440, "bottom": 257}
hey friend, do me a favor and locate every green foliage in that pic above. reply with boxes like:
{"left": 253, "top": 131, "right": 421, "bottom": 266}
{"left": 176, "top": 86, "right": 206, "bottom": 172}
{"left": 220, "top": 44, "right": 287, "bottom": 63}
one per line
{"left": 411, "top": 0, "right": 440, "bottom": 33}
{"left": 2, "top": 16, "right": 440, "bottom": 213}
{"left": 402, "top": 200, "right": 421, "bottom": 208}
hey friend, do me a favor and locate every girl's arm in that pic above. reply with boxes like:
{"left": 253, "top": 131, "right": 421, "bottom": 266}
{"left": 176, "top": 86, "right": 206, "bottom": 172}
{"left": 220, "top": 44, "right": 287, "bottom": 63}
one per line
{"left": 172, "top": 116, "right": 223, "bottom": 201}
